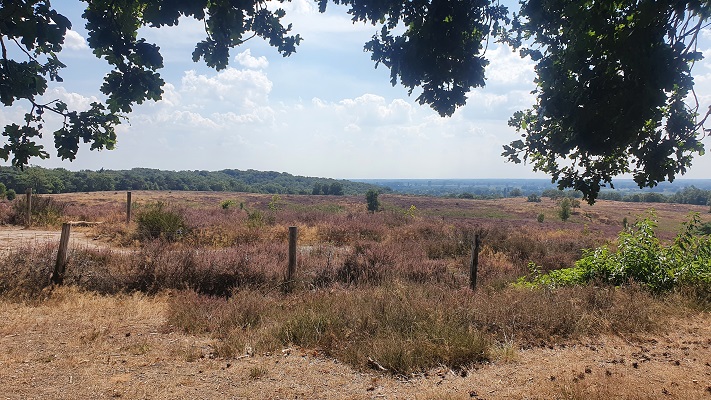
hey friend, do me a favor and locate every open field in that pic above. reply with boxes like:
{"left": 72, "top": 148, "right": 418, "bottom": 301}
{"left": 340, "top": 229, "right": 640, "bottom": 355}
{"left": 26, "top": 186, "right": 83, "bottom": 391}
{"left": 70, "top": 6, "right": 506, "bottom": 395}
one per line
{"left": 0, "top": 191, "right": 710, "bottom": 399}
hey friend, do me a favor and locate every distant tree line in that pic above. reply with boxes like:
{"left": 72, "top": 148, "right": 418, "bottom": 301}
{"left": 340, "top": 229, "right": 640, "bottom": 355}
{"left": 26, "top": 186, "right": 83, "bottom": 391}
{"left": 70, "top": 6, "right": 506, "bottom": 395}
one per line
{"left": 0, "top": 167, "right": 385, "bottom": 196}
{"left": 457, "top": 185, "right": 710, "bottom": 208}
{"left": 596, "top": 186, "right": 711, "bottom": 206}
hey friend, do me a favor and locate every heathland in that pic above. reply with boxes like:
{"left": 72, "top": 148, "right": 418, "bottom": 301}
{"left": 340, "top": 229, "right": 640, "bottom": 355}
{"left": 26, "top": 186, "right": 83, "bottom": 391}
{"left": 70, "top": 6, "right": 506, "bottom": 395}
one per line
{"left": 0, "top": 191, "right": 709, "bottom": 399}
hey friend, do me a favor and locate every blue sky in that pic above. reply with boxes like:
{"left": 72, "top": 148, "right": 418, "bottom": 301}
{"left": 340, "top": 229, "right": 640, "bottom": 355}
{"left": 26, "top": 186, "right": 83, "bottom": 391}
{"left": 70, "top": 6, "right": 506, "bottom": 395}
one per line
{"left": 1, "top": 0, "right": 710, "bottom": 180}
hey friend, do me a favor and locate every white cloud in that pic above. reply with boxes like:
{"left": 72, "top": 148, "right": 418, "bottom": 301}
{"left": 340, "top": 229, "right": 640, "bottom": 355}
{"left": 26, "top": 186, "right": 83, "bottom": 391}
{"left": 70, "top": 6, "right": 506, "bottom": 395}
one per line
{"left": 63, "top": 30, "right": 88, "bottom": 50}
{"left": 157, "top": 83, "right": 181, "bottom": 107}
{"left": 42, "top": 87, "right": 99, "bottom": 111}
{"left": 485, "top": 44, "right": 535, "bottom": 86}
{"left": 181, "top": 68, "right": 273, "bottom": 104}
{"left": 312, "top": 93, "right": 414, "bottom": 130}
{"left": 235, "top": 49, "right": 269, "bottom": 69}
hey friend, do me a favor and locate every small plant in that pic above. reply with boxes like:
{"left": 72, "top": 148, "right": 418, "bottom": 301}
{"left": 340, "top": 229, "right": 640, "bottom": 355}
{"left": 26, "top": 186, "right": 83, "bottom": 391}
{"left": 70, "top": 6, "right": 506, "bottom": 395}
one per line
{"left": 248, "top": 366, "right": 268, "bottom": 380}
{"left": 537, "top": 213, "right": 545, "bottom": 223}
{"left": 404, "top": 205, "right": 418, "bottom": 218}
{"left": 135, "top": 202, "right": 187, "bottom": 242}
{"left": 220, "top": 199, "right": 237, "bottom": 210}
{"left": 268, "top": 194, "right": 281, "bottom": 212}
{"left": 6, "top": 189, "right": 16, "bottom": 200}
{"left": 247, "top": 210, "right": 264, "bottom": 228}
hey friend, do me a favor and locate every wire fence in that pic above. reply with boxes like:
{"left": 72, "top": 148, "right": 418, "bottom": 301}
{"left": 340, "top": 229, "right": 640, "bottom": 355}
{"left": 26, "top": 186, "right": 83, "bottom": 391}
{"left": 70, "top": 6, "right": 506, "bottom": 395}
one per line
{"left": 0, "top": 229, "right": 109, "bottom": 254}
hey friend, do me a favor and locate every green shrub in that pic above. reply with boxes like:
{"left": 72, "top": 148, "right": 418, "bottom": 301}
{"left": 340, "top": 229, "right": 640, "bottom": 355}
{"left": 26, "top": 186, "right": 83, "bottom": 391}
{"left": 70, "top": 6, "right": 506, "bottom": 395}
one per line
{"left": 698, "top": 221, "right": 711, "bottom": 235}
{"left": 220, "top": 199, "right": 237, "bottom": 210}
{"left": 135, "top": 202, "right": 187, "bottom": 242}
{"left": 6, "top": 189, "right": 16, "bottom": 201}
{"left": 518, "top": 213, "right": 711, "bottom": 293}
{"left": 537, "top": 213, "right": 545, "bottom": 223}
{"left": 558, "top": 198, "right": 572, "bottom": 221}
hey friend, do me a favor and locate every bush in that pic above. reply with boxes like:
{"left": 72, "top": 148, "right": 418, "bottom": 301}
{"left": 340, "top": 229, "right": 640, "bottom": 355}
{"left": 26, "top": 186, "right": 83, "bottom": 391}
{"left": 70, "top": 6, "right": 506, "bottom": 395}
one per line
{"left": 527, "top": 193, "right": 541, "bottom": 202}
{"left": 537, "top": 213, "right": 545, "bottom": 223}
{"left": 518, "top": 213, "right": 711, "bottom": 293}
{"left": 135, "top": 202, "right": 187, "bottom": 242}
{"left": 6, "top": 189, "right": 16, "bottom": 201}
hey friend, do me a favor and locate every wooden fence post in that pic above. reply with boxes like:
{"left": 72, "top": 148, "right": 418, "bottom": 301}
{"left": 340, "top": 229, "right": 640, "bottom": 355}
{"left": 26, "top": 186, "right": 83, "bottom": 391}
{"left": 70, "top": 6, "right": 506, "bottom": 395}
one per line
{"left": 51, "top": 223, "right": 72, "bottom": 285}
{"left": 469, "top": 233, "right": 481, "bottom": 291}
{"left": 126, "top": 191, "right": 132, "bottom": 224}
{"left": 286, "top": 226, "right": 298, "bottom": 292}
{"left": 25, "top": 188, "right": 32, "bottom": 228}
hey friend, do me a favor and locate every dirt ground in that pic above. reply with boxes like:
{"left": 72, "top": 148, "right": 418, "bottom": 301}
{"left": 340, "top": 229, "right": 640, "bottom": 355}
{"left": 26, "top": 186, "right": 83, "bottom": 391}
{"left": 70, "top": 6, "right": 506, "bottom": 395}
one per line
{"left": 1, "top": 288, "right": 709, "bottom": 400}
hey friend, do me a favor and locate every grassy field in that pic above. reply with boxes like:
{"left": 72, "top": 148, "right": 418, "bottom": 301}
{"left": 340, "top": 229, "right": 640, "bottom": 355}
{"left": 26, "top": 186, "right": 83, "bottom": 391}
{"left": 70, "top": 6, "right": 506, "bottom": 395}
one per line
{"left": 0, "top": 191, "right": 709, "bottom": 399}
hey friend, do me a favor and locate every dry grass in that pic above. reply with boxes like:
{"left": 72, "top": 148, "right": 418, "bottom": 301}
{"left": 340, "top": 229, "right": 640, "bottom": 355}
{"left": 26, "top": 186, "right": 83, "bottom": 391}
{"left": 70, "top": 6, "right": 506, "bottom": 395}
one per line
{"left": 159, "top": 283, "right": 666, "bottom": 375}
{"left": 0, "top": 287, "right": 709, "bottom": 399}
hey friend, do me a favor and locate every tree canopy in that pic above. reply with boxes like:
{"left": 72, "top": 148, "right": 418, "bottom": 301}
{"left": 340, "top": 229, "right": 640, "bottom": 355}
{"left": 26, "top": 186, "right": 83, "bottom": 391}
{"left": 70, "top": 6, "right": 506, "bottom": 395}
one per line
{"left": 1, "top": 0, "right": 710, "bottom": 202}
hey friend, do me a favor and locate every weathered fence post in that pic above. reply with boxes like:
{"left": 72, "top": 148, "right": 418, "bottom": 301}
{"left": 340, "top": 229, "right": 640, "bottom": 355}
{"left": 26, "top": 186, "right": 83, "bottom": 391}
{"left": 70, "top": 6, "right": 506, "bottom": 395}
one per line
{"left": 285, "top": 226, "right": 298, "bottom": 292}
{"left": 25, "top": 188, "right": 32, "bottom": 228}
{"left": 51, "top": 223, "right": 72, "bottom": 285}
{"left": 126, "top": 191, "right": 132, "bottom": 224}
{"left": 469, "top": 233, "right": 481, "bottom": 291}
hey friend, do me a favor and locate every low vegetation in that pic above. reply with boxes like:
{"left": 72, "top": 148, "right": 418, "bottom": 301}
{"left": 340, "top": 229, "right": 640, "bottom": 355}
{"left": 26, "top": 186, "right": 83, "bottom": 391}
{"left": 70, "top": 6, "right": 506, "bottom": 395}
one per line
{"left": 519, "top": 213, "right": 711, "bottom": 299}
{"left": 0, "top": 191, "right": 709, "bottom": 376}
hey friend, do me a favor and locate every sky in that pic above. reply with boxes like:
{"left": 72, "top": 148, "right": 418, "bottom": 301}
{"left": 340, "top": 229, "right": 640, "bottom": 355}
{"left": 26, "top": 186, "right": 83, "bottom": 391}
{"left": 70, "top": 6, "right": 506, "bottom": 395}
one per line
{"left": 1, "top": 0, "right": 711, "bottom": 180}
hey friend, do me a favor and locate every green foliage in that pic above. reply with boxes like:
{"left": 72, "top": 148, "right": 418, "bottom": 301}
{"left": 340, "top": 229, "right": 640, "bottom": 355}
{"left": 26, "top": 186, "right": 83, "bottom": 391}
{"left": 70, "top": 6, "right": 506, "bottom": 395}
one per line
{"left": 0, "top": 166, "right": 385, "bottom": 195}
{"left": 312, "top": 181, "right": 345, "bottom": 195}
{"left": 366, "top": 189, "right": 380, "bottom": 213}
{"left": 527, "top": 193, "right": 541, "bottom": 203}
{"left": 404, "top": 205, "right": 418, "bottom": 218}
{"left": 697, "top": 222, "right": 711, "bottom": 236}
{"left": 6, "top": 189, "right": 16, "bottom": 201}
{"left": 246, "top": 210, "right": 265, "bottom": 229}
{"left": 0, "top": 0, "right": 298, "bottom": 166}
{"left": 541, "top": 189, "right": 565, "bottom": 199}
{"left": 220, "top": 199, "right": 236, "bottom": 210}
{"left": 268, "top": 195, "right": 281, "bottom": 212}
{"left": 0, "top": 182, "right": 5, "bottom": 198}
{"left": 135, "top": 202, "right": 187, "bottom": 242}
{"left": 558, "top": 198, "right": 572, "bottom": 221}
{"left": 537, "top": 213, "right": 545, "bottom": 223}
{"left": 357, "top": 0, "right": 508, "bottom": 117}
{"left": 518, "top": 213, "right": 711, "bottom": 293}
{"left": 503, "top": 1, "right": 708, "bottom": 203}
